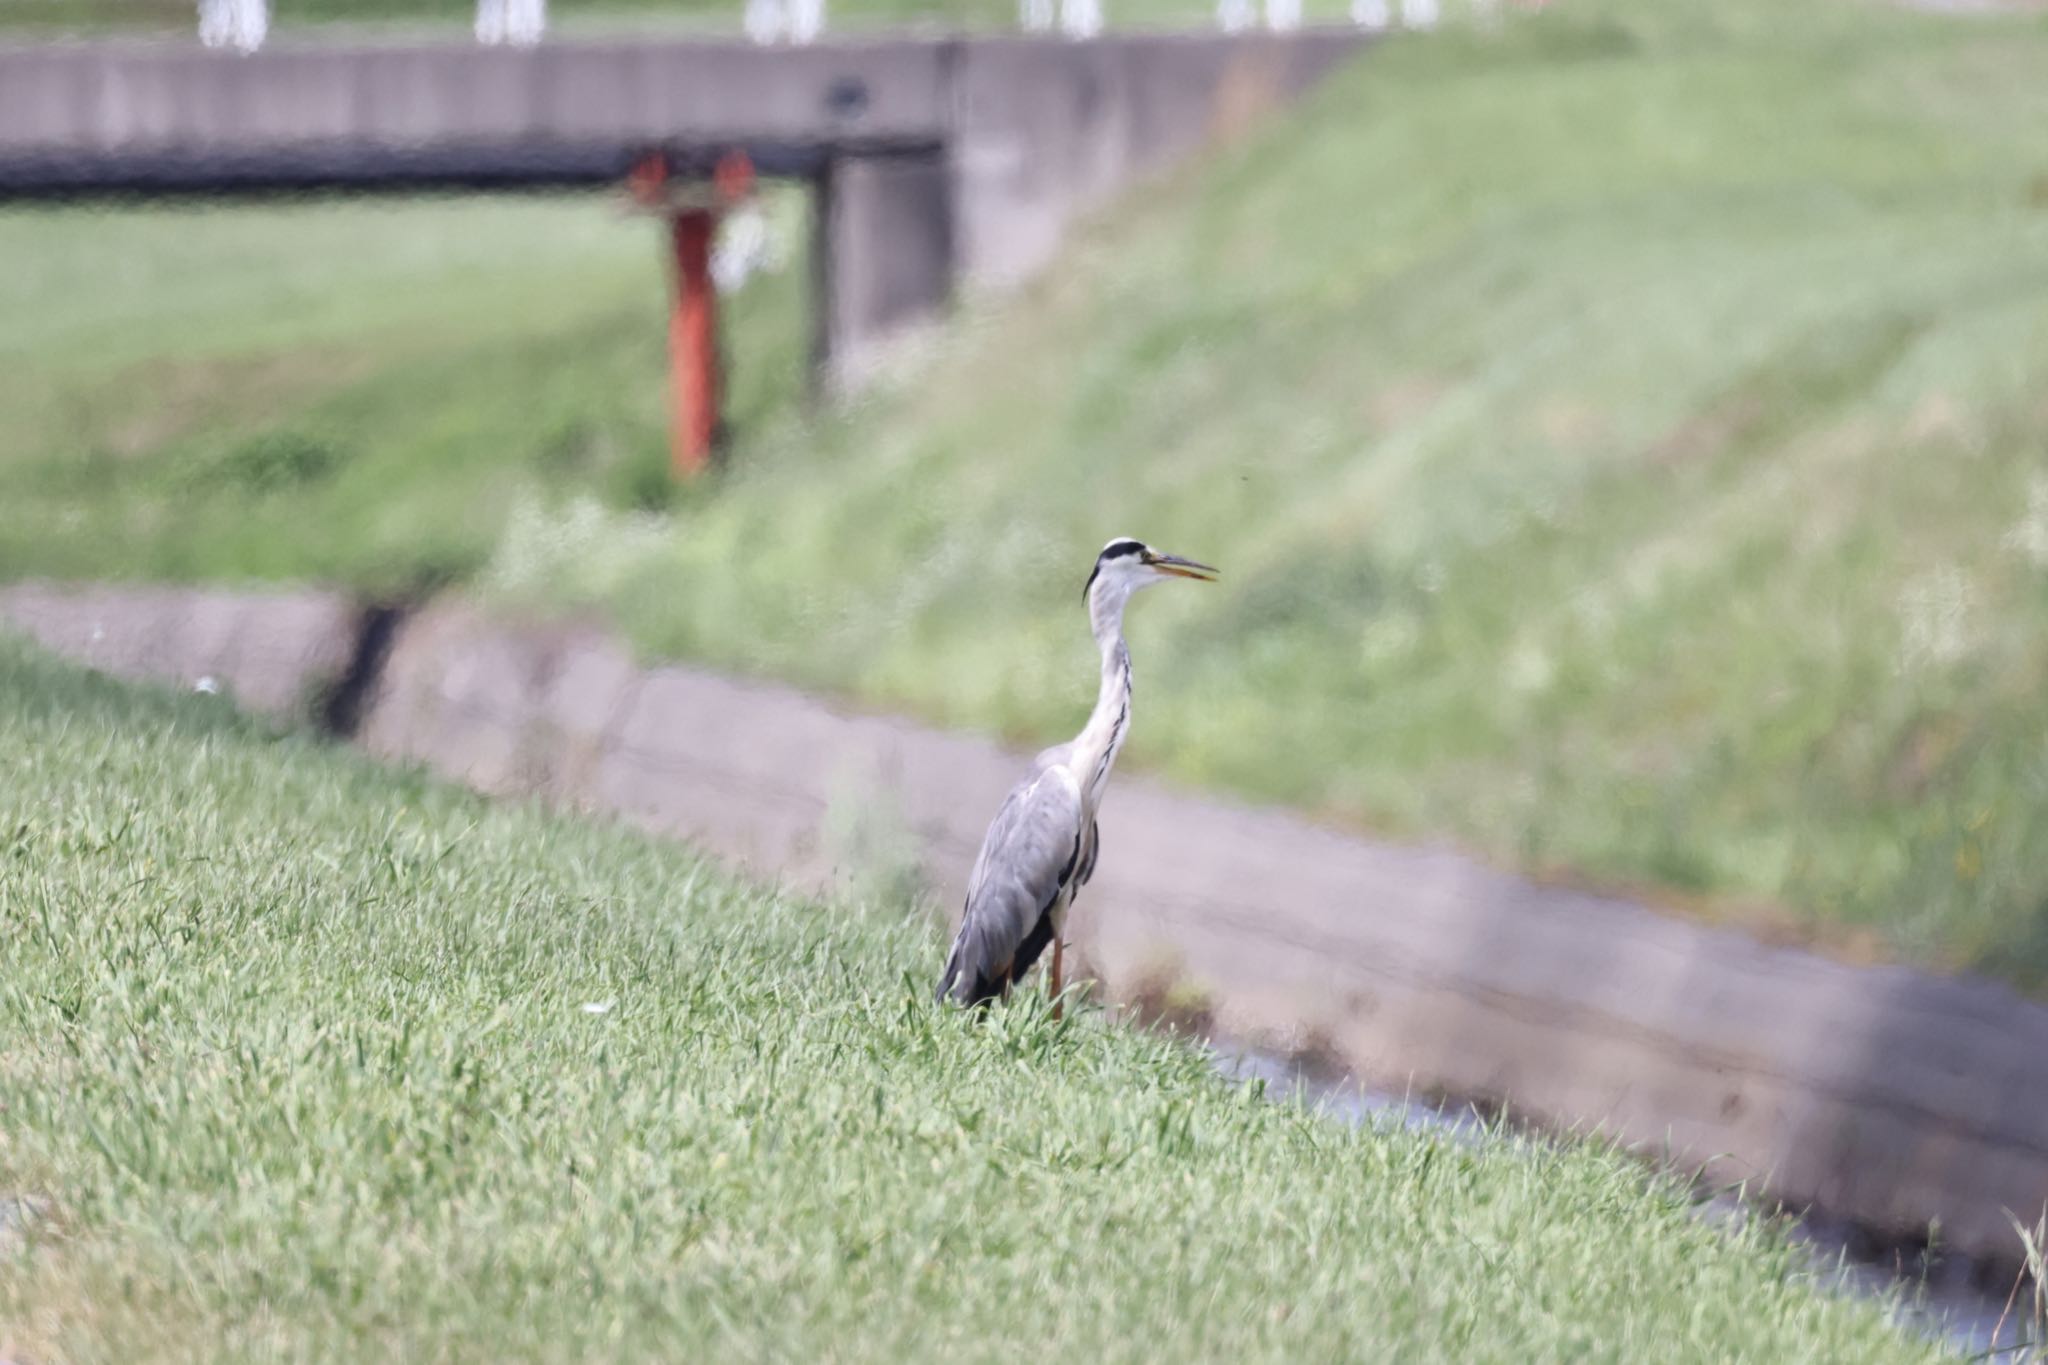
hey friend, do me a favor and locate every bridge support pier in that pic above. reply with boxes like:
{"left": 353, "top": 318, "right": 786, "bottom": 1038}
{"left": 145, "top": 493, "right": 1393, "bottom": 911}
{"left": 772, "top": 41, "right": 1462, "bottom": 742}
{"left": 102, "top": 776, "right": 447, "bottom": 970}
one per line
{"left": 812, "top": 149, "right": 952, "bottom": 394}
{"left": 630, "top": 149, "right": 754, "bottom": 476}
{"left": 666, "top": 209, "right": 721, "bottom": 476}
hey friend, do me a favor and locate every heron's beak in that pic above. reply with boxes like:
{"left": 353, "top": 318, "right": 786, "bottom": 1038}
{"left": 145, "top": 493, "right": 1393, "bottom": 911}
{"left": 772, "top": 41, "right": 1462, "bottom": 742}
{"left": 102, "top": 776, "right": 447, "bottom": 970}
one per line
{"left": 1147, "top": 552, "right": 1219, "bottom": 582}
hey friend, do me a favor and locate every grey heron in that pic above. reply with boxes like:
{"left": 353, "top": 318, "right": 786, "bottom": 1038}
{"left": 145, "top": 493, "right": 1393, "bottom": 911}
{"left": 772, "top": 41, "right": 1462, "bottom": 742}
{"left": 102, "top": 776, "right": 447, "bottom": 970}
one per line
{"left": 935, "top": 537, "right": 1218, "bottom": 1012}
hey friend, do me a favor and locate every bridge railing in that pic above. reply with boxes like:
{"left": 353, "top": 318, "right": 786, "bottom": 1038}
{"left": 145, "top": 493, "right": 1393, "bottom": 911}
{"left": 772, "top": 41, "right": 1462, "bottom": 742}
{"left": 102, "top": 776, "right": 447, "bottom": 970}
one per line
{"left": 194, "top": 0, "right": 1485, "bottom": 55}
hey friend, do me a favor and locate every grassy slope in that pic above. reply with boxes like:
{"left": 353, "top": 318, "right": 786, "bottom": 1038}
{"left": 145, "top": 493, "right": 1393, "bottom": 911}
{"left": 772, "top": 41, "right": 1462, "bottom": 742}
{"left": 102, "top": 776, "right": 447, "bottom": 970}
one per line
{"left": 508, "top": 0, "right": 2048, "bottom": 985}
{"left": 0, "top": 641, "right": 1938, "bottom": 1362}
{"left": 3, "top": 1, "right": 2048, "bottom": 986}
{"left": 0, "top": 192, "right": 809, "bottom": 594}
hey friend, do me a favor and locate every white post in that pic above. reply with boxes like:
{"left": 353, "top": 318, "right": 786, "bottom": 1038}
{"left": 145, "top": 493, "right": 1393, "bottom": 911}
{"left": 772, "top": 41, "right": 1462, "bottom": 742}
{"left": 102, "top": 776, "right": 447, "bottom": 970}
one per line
{"left": 787, "top": 0, "right": 825, "bottom": 42}
{"left": 1020, "top": 0, "right": 1055, "bottom": 29}
{"left": 479, "top": 0, "right": 546, "bottom": 44}
{"left": 1215, "top": 0, "right": 1254, "bottom": 29}
{"left": 504, "top": 0, "right": 546, "bottom": 44}
{"left": 1399, "top": 0, "right": 1439, "bottom": 26}
{"left": 1349, "top": 0, "right": 1390, "bottom": 26}
{"left": 744, "top": 0, "right": 786, "bottom": 43}
{"left": 198, "top": 0, "right": 267, "bottom": 52}
{"left": 1058, "top": 0, "right": 1102, "bottom": 38}
{"left": 1263, "top": 0, "right": 1300, "bottom": 29}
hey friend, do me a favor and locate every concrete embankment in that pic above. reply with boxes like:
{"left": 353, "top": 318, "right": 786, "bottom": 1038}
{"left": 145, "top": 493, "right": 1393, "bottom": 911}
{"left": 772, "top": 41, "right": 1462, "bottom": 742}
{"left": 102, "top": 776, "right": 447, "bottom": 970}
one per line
{"left": 6, "top": 580, "right": 2046, "bottom": 1274}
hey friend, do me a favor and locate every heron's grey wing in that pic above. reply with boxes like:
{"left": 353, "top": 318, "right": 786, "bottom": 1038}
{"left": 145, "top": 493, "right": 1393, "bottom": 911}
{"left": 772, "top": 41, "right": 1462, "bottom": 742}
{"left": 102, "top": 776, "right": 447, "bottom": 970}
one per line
{"left": 935, "top": 767, "right": 1085, "bottom": 1005}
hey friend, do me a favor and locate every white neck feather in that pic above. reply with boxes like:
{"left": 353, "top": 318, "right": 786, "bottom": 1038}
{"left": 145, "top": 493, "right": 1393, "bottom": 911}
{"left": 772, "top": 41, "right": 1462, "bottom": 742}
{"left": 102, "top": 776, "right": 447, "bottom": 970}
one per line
{"left": 1070, "top": 585, "right": 1134, "bottom": 811}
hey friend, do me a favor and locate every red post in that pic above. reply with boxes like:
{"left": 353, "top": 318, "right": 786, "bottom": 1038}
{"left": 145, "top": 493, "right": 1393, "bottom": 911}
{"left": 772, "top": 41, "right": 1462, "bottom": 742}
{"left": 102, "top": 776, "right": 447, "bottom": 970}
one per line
{"left": 667, "top": 208, "right": 719, "bottom": 477}
{"left": 631, "top": 149, "right": 752, "bottom": 479}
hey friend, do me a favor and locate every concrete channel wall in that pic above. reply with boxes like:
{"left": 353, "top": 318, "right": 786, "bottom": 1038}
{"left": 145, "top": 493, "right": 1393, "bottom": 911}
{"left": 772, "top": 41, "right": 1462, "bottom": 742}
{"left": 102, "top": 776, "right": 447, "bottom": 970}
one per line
{"left": 7, "top": 582, "right": 2048, "bottom": 1268}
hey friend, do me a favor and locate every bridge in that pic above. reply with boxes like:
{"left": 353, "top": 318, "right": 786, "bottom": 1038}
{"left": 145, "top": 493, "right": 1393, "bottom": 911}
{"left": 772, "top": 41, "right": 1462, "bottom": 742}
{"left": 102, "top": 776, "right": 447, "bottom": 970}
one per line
{"left": 0, "top": 31, "right": 1368, "bottom": 465}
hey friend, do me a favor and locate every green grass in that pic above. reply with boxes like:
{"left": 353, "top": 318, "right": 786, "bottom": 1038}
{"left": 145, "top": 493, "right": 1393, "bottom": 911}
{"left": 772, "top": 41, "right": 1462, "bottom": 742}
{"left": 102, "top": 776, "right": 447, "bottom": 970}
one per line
{"left": 505, "top": 0, "right": 2048, "bottom": 986}
{"left": 0, "top": 191, "right": 810, "bottom": 594}
{"left": 5, "top": 0, "right": 2048, "bottom": 989}
{"left": 0, "top": 640, "right": 1942, "bottom": 1361}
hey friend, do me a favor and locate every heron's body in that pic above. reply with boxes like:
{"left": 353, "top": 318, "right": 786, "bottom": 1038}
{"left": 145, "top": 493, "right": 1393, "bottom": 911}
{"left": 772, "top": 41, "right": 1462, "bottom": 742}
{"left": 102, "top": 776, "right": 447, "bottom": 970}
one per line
{"left": 936, "top": 539, "right": 1214, "bottom": 1009}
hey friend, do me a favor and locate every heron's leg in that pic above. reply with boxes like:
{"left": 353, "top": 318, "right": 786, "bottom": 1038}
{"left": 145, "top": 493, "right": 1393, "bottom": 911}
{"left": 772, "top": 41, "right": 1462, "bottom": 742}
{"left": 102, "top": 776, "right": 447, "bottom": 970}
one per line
{"left": 1050, "top": 936, "right": 1065, "bottom": 1020}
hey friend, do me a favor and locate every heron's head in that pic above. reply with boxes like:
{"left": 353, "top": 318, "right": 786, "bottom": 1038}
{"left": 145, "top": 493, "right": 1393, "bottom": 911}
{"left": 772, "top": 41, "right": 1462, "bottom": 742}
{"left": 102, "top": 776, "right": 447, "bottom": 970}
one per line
{"left": 1082, "top": 537, "right": 1218, "bottom": 612}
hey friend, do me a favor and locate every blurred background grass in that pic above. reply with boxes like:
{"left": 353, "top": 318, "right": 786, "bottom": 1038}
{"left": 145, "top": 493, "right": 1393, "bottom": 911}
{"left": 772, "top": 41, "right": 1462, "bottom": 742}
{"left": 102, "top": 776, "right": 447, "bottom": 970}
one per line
{"left": 3, "top": 0, "right": 2047, "bottom": 987}
{"left": 0, "top": 190, "right": 810, "bottom": 587}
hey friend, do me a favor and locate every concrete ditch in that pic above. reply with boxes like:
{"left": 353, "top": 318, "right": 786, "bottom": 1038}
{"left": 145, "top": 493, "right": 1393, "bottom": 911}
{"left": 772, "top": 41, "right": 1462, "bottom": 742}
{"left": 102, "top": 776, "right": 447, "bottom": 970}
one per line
{"left": 6, "top": 580, "right": 2048, "bottom": 1283}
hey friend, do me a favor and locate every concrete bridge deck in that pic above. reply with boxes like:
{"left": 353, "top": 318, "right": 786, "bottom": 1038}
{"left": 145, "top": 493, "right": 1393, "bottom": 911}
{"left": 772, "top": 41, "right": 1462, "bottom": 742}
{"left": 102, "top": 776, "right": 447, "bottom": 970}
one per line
{"left": 0, "top": 31, "right": 1369, "bottom": 380}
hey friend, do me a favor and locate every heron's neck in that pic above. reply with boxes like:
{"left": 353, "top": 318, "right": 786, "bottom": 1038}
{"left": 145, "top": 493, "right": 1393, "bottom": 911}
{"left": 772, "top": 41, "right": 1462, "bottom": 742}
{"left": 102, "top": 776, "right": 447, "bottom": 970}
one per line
{"left": 1071, "top": 614, "right": 1132, "bottom": 812}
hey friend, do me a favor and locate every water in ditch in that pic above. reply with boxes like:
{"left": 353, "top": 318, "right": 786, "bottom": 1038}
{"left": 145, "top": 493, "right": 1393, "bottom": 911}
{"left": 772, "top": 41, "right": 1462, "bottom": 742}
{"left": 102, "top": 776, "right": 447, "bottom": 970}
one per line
{"left": 1209, "top": 1042, "right": 2032, "bottom": 1358}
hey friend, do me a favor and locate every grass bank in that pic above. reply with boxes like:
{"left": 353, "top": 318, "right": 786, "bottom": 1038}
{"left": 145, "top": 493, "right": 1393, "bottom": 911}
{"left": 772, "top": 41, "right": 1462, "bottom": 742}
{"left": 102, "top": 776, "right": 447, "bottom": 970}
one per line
{"left": 0, "top": 191, "right": 807, "bottom": 594}
{"left": 5, "top": 0, "right": 2048, "bottom": 987}
{"left": 0, "top": 639, "right": 1941, "bottom": 1361}
{"left": 508, "top": 0, "right": 2048, "bottom": 986}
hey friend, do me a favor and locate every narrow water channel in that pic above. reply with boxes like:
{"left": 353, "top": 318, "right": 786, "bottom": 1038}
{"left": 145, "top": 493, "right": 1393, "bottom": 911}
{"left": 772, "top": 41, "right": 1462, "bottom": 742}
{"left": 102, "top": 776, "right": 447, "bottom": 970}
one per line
{"left": 1208, "top": 1042, "right": 2032, "bottom": 1358}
